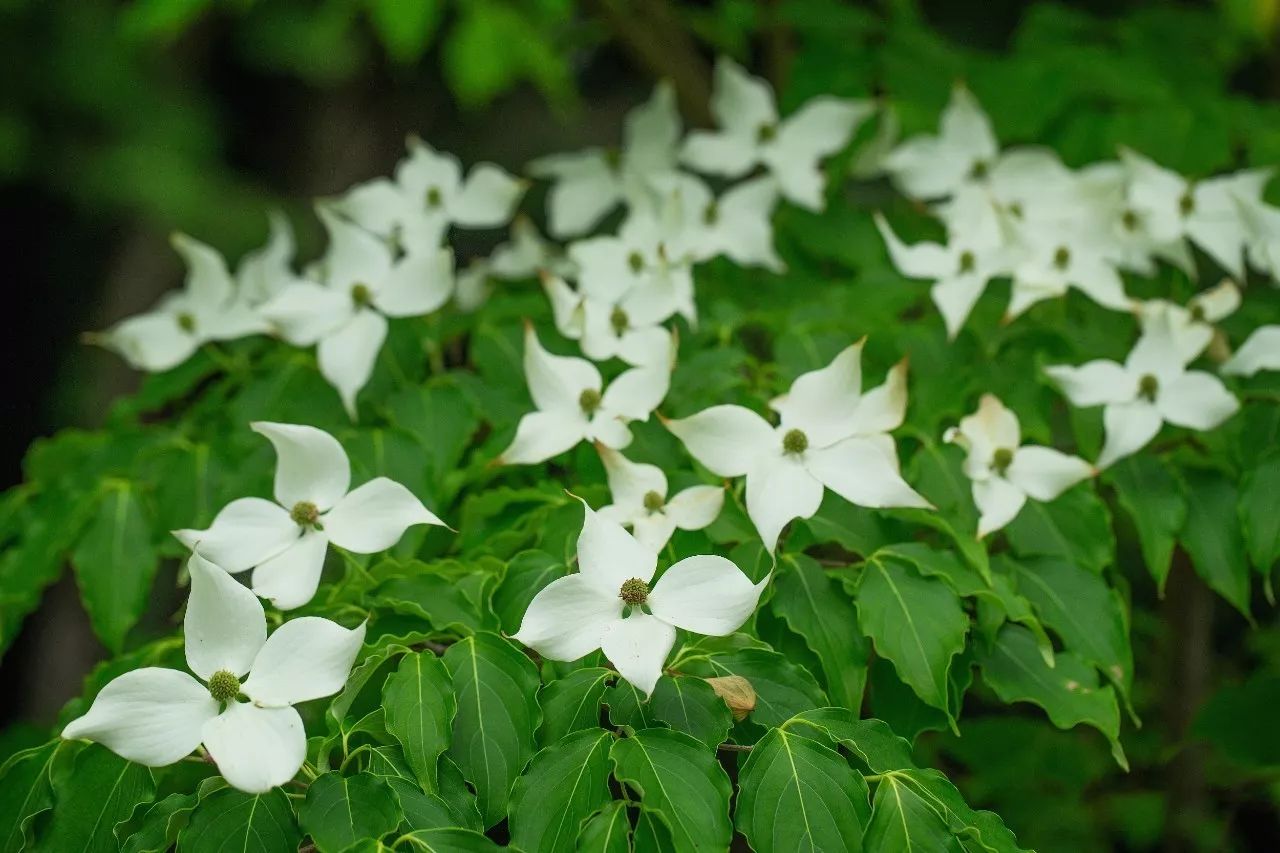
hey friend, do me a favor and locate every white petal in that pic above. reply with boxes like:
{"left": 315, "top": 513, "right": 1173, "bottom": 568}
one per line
{"left": 317, "top": 309, "right": 389, "bottom": 420}
{"left": 62, "top": 668, "right": 218, "bottom": 767}
{"left": 774, "top": 97, "right": 872, "bottom": 161}
{"left": 324, "top": 477, "right": 445, "bottom": 553}
{"left": 242, "top": 618, "right": 367, "bottom": 707}
{"left": 874, "top": 214, "right": 952, "bottom": 278}
{"left": 542, "top": 273, "right": 586, "bottom": 339}
{"left": 665, "top": 405, "right": 775, "bottom": 478}
{"left": 172, "top": 233, "right": 234, "bottom": 313}
{"left": 709, "top": 57, "right": 778, "bottom": 135}
{"left": 630, "top": 513, "right": 680, "bottom": 552}
{"left": 1157, "top": 372, "right": 1240, "bottom": 431}
{"left": 185, "top": 552, "right": 267, "bottom": 680}
{"left": 940, "top": 85, "right": 999, "bottom": 166}
{"left": 1190, "top": 278, "right": 1241, "bottom": 322}
{"left": 250, "top": 531, "right": 330, "bottom": 611}
{"left": 499, "top": 410, "right": 589, "bottom": 465}
{"left": 623, "top": 80, "right": 681, "bottom": 174}
{"left": 251, "top": 422, "right": 351, "bottom": 511}
{"left": 1045, "top": 360, "right": 1137, "bottom": 407}
{"left": 524, "top": 324, "right": 601, "bottom": 413}
{"left": 330, "top": 178, "right": 405, "bottom": 237}
{"left": 1005, "top": 446, "right": 1093, "bottom": 502}
{"left": 599, "top": 446, "right": 668, "bottom": 509}
{"left": 258, "top": 280, "right": 353, "bottom": 346}
{"left": 807, "top": 436, "right": 931, "bottom": 511}
{"left": 103, "top": 305, "right": 202, "bottom": 373}
{"left": 615, "top": 325, "right": 674, "bottom": 368}
{"left": 599, "top": 613, "right": 676, "bottom": 698}
{"left": 529, "top": 151, "right": 622, "bottom": 238}
{"left": 680, "top": 130, "right": 758, "bottom": 178}
{"left": 578, "top": 502, "right": 658, "bottom": 594}
{"left": 374, "top": 248, "right": 454, "bottom": 318}
{"left": 712, "top": 176, "right": 784, "bottom": 270}
{"left": 746, "top": 455, "right": 824, "bottom": 553}
{"left": 318, "top": 207, "right": 394, "bottom": 290}
{"left": 973, "top": 477, "right": 1027, "bottom": 538}
{"left": 601, "top": 365, "right": 670, "bottom": 421}
{"left": 173, "top": 497, "right": 298, "bottom": 574}
{"left": 648, "top": 555, "right": 766, "bottom": 636}
{"left": 763, "top": 156, "right": 826, "bottom": 211}
{"left": 512, "top": 575, "right": 622, "bottom": 661}
{"left": 587, "top": 414, "right": 634, "bottom": 451}
{"left": 202, "top": 702, "right": 306, "bottom": 793}
{"left": 1222, "top": 325, "right": 1280, "bottom": 376}
{"left": 1097, "top": 401, "right": 1163, "bottom": 469}
{"left": 1126, "top": 310, "right": 1190, "bottom": 377}
{"left": 451, "top": 164, "right": 524, "bottom": 228}
{"left": 848, "top": 357, "right": 910, "bottom": 436}
{"left": 665, "top": 485, "right": 725, "bottom": 531}
{"left": 237, "top": 210, "right": 296, "bottom": 305}
{"left": 931, "top": 274, "right": 989, "bottom": 339}
{"left": 770, "top": 342, "right": 863, "bottom": 447}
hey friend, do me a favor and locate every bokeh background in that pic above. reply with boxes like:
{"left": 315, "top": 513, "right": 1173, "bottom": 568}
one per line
{"left": 3, "top": 0, "right": 1280, "bottom": 849}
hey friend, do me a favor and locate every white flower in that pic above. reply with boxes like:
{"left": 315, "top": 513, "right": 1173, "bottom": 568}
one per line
{"left": 874, "top": 208, "right": 1010, "bottom": 339}
{"left": 568, "top": 212, "right": 696, "bottom": 326}
{"left": 681, "top": 57, "right": 873, "bottom": 211}
{"left": 237, "top": 211, "right": 300, "bottom": 306}
{"left": 666, "top": 342, "right": 930, "bottom": 552}
{"left": 530, "top": 82, "right": 681, "bottom": 238}
{"left": 596, "top": 446, "right": 724, "bottom": 552}
{"left": 1121, "top": 149, "right": 1271, "bottom": 280}
{"left": 944, "top": 394, "right": 1094, "bottom": 537}
{"left": 259, "top": 208, "right": 454, "bottom": 418}
{"left": 175, "top": 422, "right": 446, "bottom": 609}
{"left": 63, "top": 552, "right": 365, "bottom": 793}
{"left": 498, "top": 325, "right": 672, "bottom": 465}
{"left": 513, "top": 502, "right": 765, "bottom": 696}
{"left": 1222, "top": 325, "right": 1280, "bottom": 377}
{"left": 1046, "top": 310, "right": 1240, "bottom": 468}
{"left": 1005, "top": 220, "right": 1133, "bottom": 320}
{"left": 489, "top": 215, "right": 571, "bottom": 281}
{"left": 882, "top": 84, "right": 998, "bottom": 200}
{"left": 648, "top": 173, "right": 784, "bottom": 271}
{"left": 331, "top": 138, "right": 525, "bottom": 249}
{"left": 1236, "top": 195, "right": 1280, "bottom": 284}
{"left": 1136, "top": 278, "right": 1240, "bottom": 363}
{"left": 95, "top": 234, "right": 268, "bottom": 372}
{"left": 541, "top": 272, "right": 674, "bottom": 368}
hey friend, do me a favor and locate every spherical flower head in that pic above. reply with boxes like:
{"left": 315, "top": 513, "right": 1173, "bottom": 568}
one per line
{"left": 991, "top": 447, "right": 1014, "bottom": 476}
{"left": 207, "top": 669, "right": 241, "bottom": 704}
{"left": 426, "top": 186, "right": 443, "bottom": 208}
{"left": 642, "top": 490, "right": 665, "bottom": 513}
{"left": 627, "top": 251, "right": 645, "bottom": 273}
{"left": 782, "top": 428, "right": 809, "bottom": 455}
{"left": 610, "top": 306, "right": 630, "bottom": 336}
{"left": 177, "top": 312, "right": 197, "bottom": 333}
{"left": 958, "top": 250, "right": 975, "bottom": 274}
{"left": 619, "top": 577, "right": 650, "bottom": 606}
{"left": 1138, "top": 374, "right": 1159, "bottom": 402}
{"left": 1052, "top": 246, "right": 1071, "bottom": 270}
{"left": 290, "top": 500, "right": 320, "bottom": 528}
{"left": 350, "top": 283, "right": 374, "bottom": 308}
{"left": 579, "top": 388, "right": 603, "bottom": 415}
{"left": 756, "top": 122, "right": 777, "bottom": 143}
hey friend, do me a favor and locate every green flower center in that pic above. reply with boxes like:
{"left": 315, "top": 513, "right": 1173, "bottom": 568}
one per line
{"left": 970, "top": 159, "right": 989, "bottom": 180}
{"left": 176, "top": 312, "right": 197, "bottom": 333}
{"left": 579, "top": 388, "right": 602, "bottom": 415}
{"left": 208, "top": 669, "right": 241, "bottom": 704}
{"left": 958, "top": 250, "right": 975, "bottom": 274}
{"left": 351, "top": 283, "right": 373, "bottom": 308}
{"left": 603, "top": 148, "right": 623, "bottom": 171}
{"left": 1052, "top": 246, "right": 1071, "bottom": 270}
{"left": 1179, "top": 191, "right": 1195, "bottom": 216}
{"left": 619, "top": 577, "right": 650, "bottom": 605}
{"left": 643, "top": 490, "right": 665, "bottom": 513}
{"left": 703, "top": 202, "right": 720, "bottom": 226}
{"left": 1189, "top": 304, "right": 1207, "bottom": 323}
{"left": 992, "top": 447, "right": 1014, "bottom": 476}
{"left": 756, "top": 122, "right": 777, "bottom": 143}
{"left": 290, "top": 500, "right": 320, "bottom": 527}
{"left": 627, "top": 251, "right": 645, "bottom": 274}
{"left": 610, "top": 307, "right": 630, "bottom": 336}
{"left": 1007, "top": 201, "right": 1023, "bottom": 219}
{"left": 1121, "top": 209, "right": 1139, "bottom": 231}
{"left": 1138, "top": 374, "right": 1159, "bottom": 402}
{"left": 426, "top": 186, "right": 443, "bottom": 208}
{"left": 782, "top": 428, "right": 809, "bottom": 455}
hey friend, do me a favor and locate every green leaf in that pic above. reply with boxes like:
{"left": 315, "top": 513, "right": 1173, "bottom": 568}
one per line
{"left": 1004, "top": 485, "right": 1113, "bottom": 573}
{"left": 372, "top": 567, "right": 492, "bottom": 634}
{"left": 1106, "top": 455, "right": 1186, "bottom": 591}
{"left": 649, "top": 676, "right": 734, "bottom": 750}
{"left": 70, "top": 483, "right": 159, "bottom": 652}
{"left": 772, "top": 554, "right": 870, "bottom": 711}
{"left": 675, "top": 643, "right": 829, "bottom": 728}
{"left": 785, "top": 708, "right": 917, "bottom": 772}
{"left": 381, "top": 651, "right": 457, "bottom": 793}
{"left": 856, "top": 555, "right": 968, "bottom": 724}
{"left": 604, "top": 679, "right": 663, "bottom": 734}
{"left": 298, "top": 772, "right": 402, "bottom": 852}
{"left": 492, "top": 550, "right": 567, "bottom": 634}
{"left": 863, "top": 773, "right": 954, "bottom": 852}
{"left": 443, "top": 633, "right": 541, "bottom": 828}
{"left": 119, "top": 791, "right": 197, "bottom": 853}
{"left": 0, "top": 741, "right": 57, "bottom": 853}
{"left": 36, "top": 744, "right": 155, "bottom": 853}
{"left": 364, "top": 746, "right": 467, "bottom": 832}
{"left": 576, "top": 801, "right": 632, "bottom": 853}
{"left": 538, "top": 668, "right": 612, "bottom": 744}
{"left": 874, "top": 769, "right": 1027, "bottom": 853}
{"left": 397, "top": 828, "right": 506, "bottom": 852}
{"left": 508, "top": 729, "right": 614, "bottom": 852}
{"left": 610, "top": 729, "right": 733, "bottom": 852}
{"left": 178, "top": 788, "right": 299, "bottom": 853}
{"left": 1240, "top": 451, "right": 1280, "bottom": 580}
{"left": 736, "top": 727, "right": 870, "bottom": 852}
{"left": 1181, "top": 469, "right": 1252, "bottom": 619}
{"left": 366, "top": 0, "right": 445, "bottom": 64}
{"left": 977, "top": 625, "right": 1127, "bottom": 769}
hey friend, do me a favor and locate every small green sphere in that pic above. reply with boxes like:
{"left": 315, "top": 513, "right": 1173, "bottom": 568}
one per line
{"left": 782, "top": 429, "right": 809, "bottom": 455}
{"left": 290, "top": 500, "right": 320, "bottom": 527}
{"left": 207, "top": 669, "right": 241, "bottom": 704}
{"left": 619, "top": 577, "right": 650, "bottom": 606}
{"left": 643, "top": 490, "right": 665, "bottom": 513}
{"left": 579, "top": 388, "right": 603, "bottom": 415}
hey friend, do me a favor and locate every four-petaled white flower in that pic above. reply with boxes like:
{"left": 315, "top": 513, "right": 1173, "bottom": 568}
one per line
{"left": 176, "top": 422, "right": 446, "bottom": 609}
{"left": 1005, "top": 220, "right": 1133, "bottom": 320}
{"left": 513, "top": 502, "right": 766, "bottom": 696}
{"left": 530, "top": 82, "right": 682, "bottom": 238}
{"left": 1136, "top": 278, "right": 1240, "bottom": 363}
{"left": 666, "top": 342, "right": 930, "bottom": 552}
{"left": 96, "top": 234, "right": 268, "bottom": 372}
{"left": 332, "top": 137, "right": 525, "bottom": 249}
{"left": 499, "top": 325, "right": 672, "bottom": 465}
{"left": 541, "top": 272, "right": 673, "bottom": 368}
{"left": 944, "top": 394, "right": 1094, "bottom": 537}
{"left": 63, "top": 553, "right": 365, "bottom": 793}
{"left": 1046, "top": 310, "right": 1240, "bottom": 469}
{"left": 653, "top": 173, "right": 784, "bottom": 272}
{"left": 259, "top": 208, "right": 454, "bottom": 418}
{"left": 1222, "top": 325, "right": 1280, "bottom": 377}
{"left": 882, "top": 84, "right": 999, "bottom": 200}
{"left": 597, "top": 445, "right": 725, "bottom": 552}
{"left": 681, "top": 57, "right": 873, "bottom": 211}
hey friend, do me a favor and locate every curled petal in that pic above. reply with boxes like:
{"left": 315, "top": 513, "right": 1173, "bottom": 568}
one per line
{"left": 1097, "top": 401, "right": 1163, "bottom": 469}
{"left": 524, "top": 324, "right": 601, "bottom": 413}
{"left": 973, "top": 477, "right": 1028, "bottom": 538}
{"left": 317, "top": 309, "right": 389, "bottom": 420}
{"left": 499, "top": 410, "right": 588, "bottom": 465}
{"left": 324, "top": 478, "right": 445, "bottom": 554}
{"left": 242, "top": 617, "right": 366, "bottom": 707}
{"left": 648, "top": 555, "right": 766, "bottom": 636}
{"left": 250, "top": 531, "right": 330, "bottom": 611}
{"left": 186, "top": 552, "right": 267, "bottom": 680}
{"left": 512, "top": 574, "right": 622, "bottom": 661}
{"left": 173, "top": 497, "right": 298, "bottom": 574}
{"left": 746, "top": 454, "right": 824, "bottom": 553}
{"left": 251, "top": 422, "right": 351, "bottom": 512}
{"left": 771, "top": 342, "right": 864, "bottom": 447}
{"left": 201, "top": 702, "right": 307, "bottom": 793}
{"left": 600, "top": 613, "right": 677, "bottom": 698}
{"left": 599, "top": 445, "right": 668, "bottom": 510}
{"left": 665, "top": 405, "right": 775, "bottom": 478}
{"left": 1222, "top": 325, "right": 1280, "bottom": 377}
{"left": 806, "top": 437, "right": 931, "bottom": 510}
{"left": 1006, "top": 446, "right": 1093, "bottom": 502}
{"left": 577, "top": 501, "right": 658, "bottom": 593}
